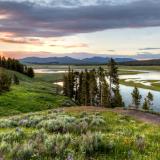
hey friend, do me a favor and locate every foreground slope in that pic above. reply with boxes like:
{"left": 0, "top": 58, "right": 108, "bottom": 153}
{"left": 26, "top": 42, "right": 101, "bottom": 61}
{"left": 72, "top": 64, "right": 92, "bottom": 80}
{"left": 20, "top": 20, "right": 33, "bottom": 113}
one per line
{"left": 0, "top": 106, "right": 159, "bottom": 159}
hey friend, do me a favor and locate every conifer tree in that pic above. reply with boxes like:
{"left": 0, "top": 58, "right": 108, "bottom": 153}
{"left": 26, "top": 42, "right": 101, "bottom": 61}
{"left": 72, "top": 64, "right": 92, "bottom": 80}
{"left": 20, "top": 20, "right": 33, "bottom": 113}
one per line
{"left": 74, "top": 71, "right": 79, "bottom": 102}
{"left": 66, "top": 67, "right": 75, "bottom": 99}
{"left": 89, "top": 69, "right": 98, "bottom": 106}
{"left": 27, "top": 67, "right": 34, "bottom": 78}
{"left": 78, "top": 71, "right": 83, "bottom": 105}
{"left": 63, "top": 74, "right": 68, "bottom": 96}
{"left": 97, "top": 67, "right": 105, "bottom": 106}
{"left": 13, "top": 74, "right": 20, "bottom": 85}
{"left": 101, "top": 79, "right": 110, "bottom": 107}
{"left": 147, "top": 92, "right": 153, "bottom": 108}
{"left": 108, "top": 58, "right": 123, "bottom": 107}
{"left": 143, "top": 98, "right": 149, "bottom": 110}
{"left": 131, "top": 86, "right": 142, "bottom": 109}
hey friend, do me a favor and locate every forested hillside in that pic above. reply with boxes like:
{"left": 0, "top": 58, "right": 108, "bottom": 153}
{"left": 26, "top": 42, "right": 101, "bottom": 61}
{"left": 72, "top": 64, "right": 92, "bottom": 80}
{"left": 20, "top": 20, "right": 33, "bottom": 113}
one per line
{"left": 119, "top": 59, "right": 160, "bottom": 66}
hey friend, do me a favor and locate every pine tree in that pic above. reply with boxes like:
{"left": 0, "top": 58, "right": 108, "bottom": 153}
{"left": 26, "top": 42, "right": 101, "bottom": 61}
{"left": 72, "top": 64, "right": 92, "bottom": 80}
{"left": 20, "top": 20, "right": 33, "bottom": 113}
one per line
{"left": 147, "top": 92, "right": 153, "bottom": 108}
{"left": 97, "top": 67, "right": 105, "bottom": 106}
{"left": 27, "top": 67, "right": 34, "bottom": 78}
{"left": 74, "top": 71, "right": 79, "bottom": 102}
{"left": 63, "top": 74, "right": 68, "bottom": 96}
{"left": 78, "top": 71, "right": 83, "bottom": 105}
{"left": 131, "top": 86, "right": 142, "bottom": 109}
{"left": 89, "top": 69, "right": 98, "bottom": 106}
{"left": 142, "top": 92, "right": 154, "bottom": 110}
{"left": 112, "top": 87, "right": 124, "bottom": 108}
{"left": 143, "top": 98, "right": 149, "bottom": 110}
{"left": 101, "top": 79, "right": 110, "bottom": 107}
{"left": 108, "top": 58, "right": 123, "bottom": 107}
{"left": 13, "top": 74, "right": 20, "bottom": 85}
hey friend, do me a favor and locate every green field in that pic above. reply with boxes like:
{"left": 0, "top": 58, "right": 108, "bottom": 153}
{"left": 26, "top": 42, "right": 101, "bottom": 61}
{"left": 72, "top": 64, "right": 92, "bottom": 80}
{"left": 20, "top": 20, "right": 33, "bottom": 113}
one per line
{"left": 30, "top": 64, "right": 160, "bottom": 71}
{"left": 0, "top": 107, "right": 159, "bottom": 160}
{"left": 0, "top": 68, "right": 72, "bottom": 116}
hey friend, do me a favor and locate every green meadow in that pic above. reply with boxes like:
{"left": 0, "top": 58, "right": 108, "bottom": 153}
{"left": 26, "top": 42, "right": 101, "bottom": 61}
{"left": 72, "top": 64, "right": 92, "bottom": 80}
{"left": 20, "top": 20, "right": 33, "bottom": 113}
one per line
{"left": 0, "top": 68, "right": 71, "bottom": 116}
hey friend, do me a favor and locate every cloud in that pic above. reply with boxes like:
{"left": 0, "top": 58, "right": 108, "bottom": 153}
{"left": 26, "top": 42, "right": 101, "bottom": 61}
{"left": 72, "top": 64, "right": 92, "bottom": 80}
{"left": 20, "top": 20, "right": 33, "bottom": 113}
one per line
{"left": 107, "top": 50, "right": 115, "bottom": 52}
{"left": 0, "top": 37, "right": 43, "bottom": 45}
{"left": 0, "top": 0, "right": 160, "bottom": 37}
{"left": 49, "top": 43, "right": 88, "bottom": 48}
{"left": 139, "top": 47, "right": 160, "bottom": 51}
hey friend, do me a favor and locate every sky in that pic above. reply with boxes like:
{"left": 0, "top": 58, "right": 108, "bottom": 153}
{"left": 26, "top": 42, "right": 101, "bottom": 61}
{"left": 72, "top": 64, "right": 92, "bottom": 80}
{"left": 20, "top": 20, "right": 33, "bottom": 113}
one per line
{"left": 0, "top": 0, "right": 160, "bottom": 59}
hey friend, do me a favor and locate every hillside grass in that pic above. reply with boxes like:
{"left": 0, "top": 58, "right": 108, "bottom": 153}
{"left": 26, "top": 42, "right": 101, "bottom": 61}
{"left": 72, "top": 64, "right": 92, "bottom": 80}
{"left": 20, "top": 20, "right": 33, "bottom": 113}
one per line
{"left": 0, "top": 68, "right": 71, "bottom": 116}
{"left": 0, "top": 107, "right": 159, "bottom": 159}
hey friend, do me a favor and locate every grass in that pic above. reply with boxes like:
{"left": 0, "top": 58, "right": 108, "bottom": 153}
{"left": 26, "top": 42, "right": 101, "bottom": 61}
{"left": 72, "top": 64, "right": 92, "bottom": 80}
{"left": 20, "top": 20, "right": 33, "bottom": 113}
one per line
{"left": 30, "top": 64, "right": 160, "bottom": 71}
{"left": 0, "top": 107, "right": 160, "bottom": 159}
{"left": 120, "top": 79, "right": 160, "bottom": 91}
{"left": 0, "top": 68, "right": 72, "bottom": 116}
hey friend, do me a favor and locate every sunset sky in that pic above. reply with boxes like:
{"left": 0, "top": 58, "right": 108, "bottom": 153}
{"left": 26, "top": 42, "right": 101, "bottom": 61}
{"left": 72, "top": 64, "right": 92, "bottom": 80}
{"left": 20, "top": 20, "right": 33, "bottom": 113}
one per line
{"left": 0, "top": 0, "right": 160, "bottom": 59}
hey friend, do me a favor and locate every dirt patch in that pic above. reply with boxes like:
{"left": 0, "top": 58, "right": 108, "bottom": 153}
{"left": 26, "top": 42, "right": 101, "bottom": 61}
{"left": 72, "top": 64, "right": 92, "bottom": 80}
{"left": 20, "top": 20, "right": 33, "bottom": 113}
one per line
{"left": 63, "top": 106, "right": 160, "bottom": 125}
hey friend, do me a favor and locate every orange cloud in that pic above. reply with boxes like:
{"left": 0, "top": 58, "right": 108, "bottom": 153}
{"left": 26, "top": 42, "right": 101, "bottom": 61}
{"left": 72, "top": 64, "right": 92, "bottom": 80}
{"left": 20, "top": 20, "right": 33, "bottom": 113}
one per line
{"left": 50, "top": 43, "right": 88, "bottom": 48}
{"left": 0, "top": 37, "right": 43, "bottom": 45}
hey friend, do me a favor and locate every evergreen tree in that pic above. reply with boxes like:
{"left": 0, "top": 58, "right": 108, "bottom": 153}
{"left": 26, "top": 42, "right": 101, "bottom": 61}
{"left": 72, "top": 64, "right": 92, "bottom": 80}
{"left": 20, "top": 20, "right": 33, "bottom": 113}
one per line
{"left": 67, "top": 67, "right": 75, "bottom": 99}
{"left": 143, "top": 98, "right": 149, "bottom": 110}
{"left": 101, "top": 79, "right": 110, "bottom": 107}
{"left": 78, "top": 71, "right": 83, "bottom": 105}
{"left": 131, "top": 86, "right": 142, "bottom": 109}
{"left": 97, "top": 67, "right": 105, "bottom": 106}
{"left": 108, "top": 58, "right": 119, "bottom": 91}
{"left": 63, "top": 74, "right": 68, "bottom": 96}
{"left": 27, "top": 67, "right": 34, "bottom": 78}
{"left": 89, "top": 69, "right": 98, "bottom": 106}
{"left": 112, "top": 87, "right": 124, "bottom": 107}
{"left": 13, "top": 74, "right": 20, "bottom": 85}
{"left": 108, "top": 58, "right": 123, "bottom": 107}
{"left": 74, "top": 71, "right": 79, "bottom": 102}
{"left": 142, "top": 92, "right": 153, "bottom": 110}
{"left": 147, "top": 92, "right": 153, "bottom": 108}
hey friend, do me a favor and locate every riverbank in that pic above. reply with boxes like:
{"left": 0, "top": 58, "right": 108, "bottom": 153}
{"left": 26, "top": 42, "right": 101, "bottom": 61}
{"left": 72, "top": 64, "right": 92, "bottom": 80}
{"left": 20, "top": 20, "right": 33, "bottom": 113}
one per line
{"left": 120, "top": 79, "right": 160, "bottom": 91}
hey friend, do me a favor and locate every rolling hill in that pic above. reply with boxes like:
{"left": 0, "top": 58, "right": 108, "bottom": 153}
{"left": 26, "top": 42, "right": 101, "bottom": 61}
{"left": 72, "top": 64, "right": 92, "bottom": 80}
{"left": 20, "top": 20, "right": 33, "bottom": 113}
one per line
{"left": 0, "top": 67, "right": 71, "bottom": 116}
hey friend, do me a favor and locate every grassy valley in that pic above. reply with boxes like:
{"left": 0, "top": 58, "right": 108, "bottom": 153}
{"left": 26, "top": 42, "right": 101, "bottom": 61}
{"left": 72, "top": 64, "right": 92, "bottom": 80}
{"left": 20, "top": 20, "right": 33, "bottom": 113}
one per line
{"left": 0, "top": 68, "right": 71, "bottom": 116}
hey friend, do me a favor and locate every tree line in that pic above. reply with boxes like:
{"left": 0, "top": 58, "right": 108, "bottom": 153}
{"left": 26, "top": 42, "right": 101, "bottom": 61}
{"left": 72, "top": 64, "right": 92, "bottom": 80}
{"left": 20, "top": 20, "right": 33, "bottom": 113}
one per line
{"left": 63, "top": 59, "right": 124, "bottom": 107}
{"left": 119, "top": 59, "right": 160, "bottom": 66}
{"left": 0, "top": 56, "right": 34, "bottom": 78}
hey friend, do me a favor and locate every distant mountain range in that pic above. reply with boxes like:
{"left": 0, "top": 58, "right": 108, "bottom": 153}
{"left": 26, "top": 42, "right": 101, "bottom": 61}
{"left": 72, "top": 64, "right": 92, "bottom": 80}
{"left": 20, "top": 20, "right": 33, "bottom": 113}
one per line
{"left": 20, "top": 56, "right": 135, "bottom": 65}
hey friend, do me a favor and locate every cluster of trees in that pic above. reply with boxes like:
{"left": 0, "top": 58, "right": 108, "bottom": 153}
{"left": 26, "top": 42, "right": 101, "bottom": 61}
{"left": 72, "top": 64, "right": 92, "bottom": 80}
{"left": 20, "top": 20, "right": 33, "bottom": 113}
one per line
{"left": 0, "top": 56, "right": 34, "bottom": 78}
{"left": 131, "top": 86, "right": 154, "bottom": 110}
{"left": 0, "top": 72, "right": 20, "bottom": 94}
{"left": 119, "top": 59, "right": 160, "bottom": 66}
{"left": 63, "top": 59, "right": 124, "bottom": 107}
